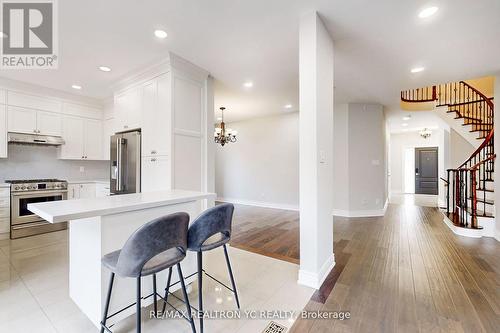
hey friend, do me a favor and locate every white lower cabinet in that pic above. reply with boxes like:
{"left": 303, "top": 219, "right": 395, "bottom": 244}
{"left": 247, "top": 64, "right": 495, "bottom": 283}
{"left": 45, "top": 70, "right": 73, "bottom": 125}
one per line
{"left": 0, "top": 188, "right": 10, "bottom": 237}
{"left": 68, "top": 183, "right": 97, "bottom": 199}
{"left": 95, "top": 183, "right": 110, "bottom": 197}
{"left": 141, "top": 155, "right": 170, "bottom": 192}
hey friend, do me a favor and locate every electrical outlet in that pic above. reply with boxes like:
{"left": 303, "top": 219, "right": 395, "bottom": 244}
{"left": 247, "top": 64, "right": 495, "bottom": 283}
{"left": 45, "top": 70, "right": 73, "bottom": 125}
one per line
{"left": 79, "top": 166, "right": 85, "bottom": 173}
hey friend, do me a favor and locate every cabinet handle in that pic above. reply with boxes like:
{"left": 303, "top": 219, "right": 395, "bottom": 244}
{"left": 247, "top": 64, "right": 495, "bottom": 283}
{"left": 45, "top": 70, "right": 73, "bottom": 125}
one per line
{"left": 151, "top": 150, "right": 157, "bottom": 154}
{"left": 124, "top": 125, "right": 128, "bottom": 129}
{"left": 151, "top": 158, "right": 157, "bottom": 162}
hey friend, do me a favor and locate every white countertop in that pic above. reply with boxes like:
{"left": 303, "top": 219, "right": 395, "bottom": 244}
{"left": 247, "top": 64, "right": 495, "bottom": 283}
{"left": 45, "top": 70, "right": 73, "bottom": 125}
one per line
{"left": 28, "top": 190, "right": 216, "bottom": 223}
{"left": 0, "top": 183, "right": 9, "bottom": 188}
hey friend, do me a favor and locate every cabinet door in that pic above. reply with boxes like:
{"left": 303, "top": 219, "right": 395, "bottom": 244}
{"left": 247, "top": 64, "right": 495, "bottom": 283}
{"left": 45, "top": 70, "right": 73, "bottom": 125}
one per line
{"left": 0, "top": 105, "right": 6, "bottom": 158}
{"left": 141, "top": 79, "right": 158, "bottom": 157}
{"left": 142, "top": 74, "right": 171, "bottom": 157}
{"left": 68, "top": 184, "right": 80, "bottom": 199}
{"left": 79, "top": 184, "right": 96, "bottom": 199}
{"left": 83, "top": 119, "right": 103, "bottom": 160}
{"left": 37, "top": 111, "right": 62, "bottom": 136}
{"left": 7, "top": 106, "right": 37, "bottom": 134}
{"left": 60, "top": 116, "right": 85, "bottom": 159}
{"left": 114, "top": 87, "right": 142, "bottom": 131}
{"left": 141, "top": 155, "right": 171, "bottom": 192}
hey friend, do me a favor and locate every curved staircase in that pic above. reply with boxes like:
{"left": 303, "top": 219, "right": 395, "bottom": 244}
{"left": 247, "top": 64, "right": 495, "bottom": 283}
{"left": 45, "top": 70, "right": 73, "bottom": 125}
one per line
{"left": 401, "top": 80, "right": 495, "bottom": 237}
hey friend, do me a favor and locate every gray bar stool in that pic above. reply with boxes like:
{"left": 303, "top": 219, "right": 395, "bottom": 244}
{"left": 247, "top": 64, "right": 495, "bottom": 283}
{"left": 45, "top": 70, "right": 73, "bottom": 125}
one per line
{"left": 99, "top": 212, "right": 196, "bottom": 333}
{"left": 167, "top": 203, "right": 240, "bottom": 333}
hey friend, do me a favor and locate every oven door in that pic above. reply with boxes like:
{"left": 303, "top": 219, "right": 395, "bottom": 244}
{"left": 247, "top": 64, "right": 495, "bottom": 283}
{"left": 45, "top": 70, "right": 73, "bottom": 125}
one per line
{"left": 11, "top": 190, "right": 68, "bottom": 225}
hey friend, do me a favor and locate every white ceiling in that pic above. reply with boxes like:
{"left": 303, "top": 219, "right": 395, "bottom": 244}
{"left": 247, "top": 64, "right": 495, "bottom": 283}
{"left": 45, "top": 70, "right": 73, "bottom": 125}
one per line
{"left": 0, "top": 0, "right": 499, "bottom": 122}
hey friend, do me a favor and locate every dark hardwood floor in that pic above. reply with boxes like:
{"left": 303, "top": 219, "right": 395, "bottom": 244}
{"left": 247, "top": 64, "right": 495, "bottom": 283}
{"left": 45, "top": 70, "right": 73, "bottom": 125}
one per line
{"left": 224, "top": 201, "right": 500, "bottom": 332}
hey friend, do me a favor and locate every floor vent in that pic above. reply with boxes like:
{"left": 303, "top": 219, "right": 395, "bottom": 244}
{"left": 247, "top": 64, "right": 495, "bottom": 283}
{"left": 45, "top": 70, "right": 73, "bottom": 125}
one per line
{"left": 262, "top": 321, "right": 288, "bottom": 333}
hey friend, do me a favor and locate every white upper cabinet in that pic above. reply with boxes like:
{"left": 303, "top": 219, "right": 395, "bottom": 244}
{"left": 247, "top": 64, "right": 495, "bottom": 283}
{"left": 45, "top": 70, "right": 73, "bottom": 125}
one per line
{"left": 83, "top": 119, "right": 103, "bottom": 160}
{"left": 142, "top": 73, "right": 171, "bottom": 157}
{"left": 37, "top": 111, "right": 62, "bottom": 136}
{"left": 114, "top": 86, "right": 142, "bottom": 131}
{"left": 0, "top": 105, "right": 6, "bottom": 158}
{"left": 60, "top": 116, "right": 85, "bottom": 159}
{"left": 7, "top": 106, "right": 62, "bottom": 135}
{"left": 7, "top": 106, "right": 37, "bottom": 134}
{"left": 7, "top": 91, "right": 62, "bottom": 113}
{"left": 60, "top": 116, "right": 104, "bottom": 160}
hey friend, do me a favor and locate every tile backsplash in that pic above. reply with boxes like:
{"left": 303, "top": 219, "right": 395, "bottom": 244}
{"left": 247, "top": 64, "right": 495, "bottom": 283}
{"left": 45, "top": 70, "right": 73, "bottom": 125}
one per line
{"left": 0, "top": 144, "right": 108, "bottom": 182}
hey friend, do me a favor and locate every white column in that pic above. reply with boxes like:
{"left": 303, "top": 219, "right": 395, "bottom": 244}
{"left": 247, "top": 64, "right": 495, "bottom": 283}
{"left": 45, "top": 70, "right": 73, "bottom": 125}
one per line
{"left": 298, "top": 11, "right": 335, "bottom": 289}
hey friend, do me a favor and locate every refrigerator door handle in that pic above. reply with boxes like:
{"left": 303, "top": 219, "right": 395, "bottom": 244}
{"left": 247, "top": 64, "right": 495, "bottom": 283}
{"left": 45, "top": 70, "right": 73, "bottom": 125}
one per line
{"left": 116, "top": 138, "right": 122, "bottom": 192}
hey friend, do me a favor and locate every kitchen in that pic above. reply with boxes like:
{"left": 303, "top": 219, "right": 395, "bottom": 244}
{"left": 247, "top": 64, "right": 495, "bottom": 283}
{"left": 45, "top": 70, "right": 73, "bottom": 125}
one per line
{"left": 0, "top": 53, "right": 213, "bottom": 242}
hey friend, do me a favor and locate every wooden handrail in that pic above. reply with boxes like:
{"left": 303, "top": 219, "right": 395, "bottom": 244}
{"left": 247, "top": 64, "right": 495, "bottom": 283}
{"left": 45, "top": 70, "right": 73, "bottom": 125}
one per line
{"left": 460, "top": 81, "right": 494, "bottom": 109}
{"left": 468, "top": 155, "right": 496, "bottom": 171}
{"left": 458, "top": 128, "right": 494, "bottom": 169}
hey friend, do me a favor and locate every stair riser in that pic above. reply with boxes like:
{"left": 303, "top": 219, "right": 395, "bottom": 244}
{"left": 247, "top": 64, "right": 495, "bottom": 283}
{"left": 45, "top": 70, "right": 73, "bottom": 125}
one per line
{"left": 465, "top": 199, "right": 495, "bottom": 214}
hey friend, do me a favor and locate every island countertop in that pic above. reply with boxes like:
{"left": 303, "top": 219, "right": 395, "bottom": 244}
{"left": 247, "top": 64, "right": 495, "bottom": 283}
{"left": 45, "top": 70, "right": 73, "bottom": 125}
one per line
{"left": 28, "top": 190, "right": 216, "bottom": 223}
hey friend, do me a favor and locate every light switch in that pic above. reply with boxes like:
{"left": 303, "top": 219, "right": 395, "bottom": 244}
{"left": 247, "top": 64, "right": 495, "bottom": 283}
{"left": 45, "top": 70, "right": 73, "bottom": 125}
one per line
{"left": 79, "top": 166, "right": 85, "bottom": 172}
{"left": 319, "top": 150, "right": 326, "bottom": 164}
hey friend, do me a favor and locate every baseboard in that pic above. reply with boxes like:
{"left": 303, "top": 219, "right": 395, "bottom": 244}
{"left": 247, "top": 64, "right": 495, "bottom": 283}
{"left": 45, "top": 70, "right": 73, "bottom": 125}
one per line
{"left": 332, "top": 198, "right": 388, "bottom": 218}
{"left": 298, "top": 253, "right": 335, "bottom": 289}
{"left": 216, "top": 197, "right": 299, "bottom": 211}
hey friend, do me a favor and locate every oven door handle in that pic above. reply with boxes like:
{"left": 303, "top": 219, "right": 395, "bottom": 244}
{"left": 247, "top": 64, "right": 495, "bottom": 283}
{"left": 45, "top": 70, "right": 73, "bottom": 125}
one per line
{"left": 11, "top": 190, "right": 68, "bottom": 197}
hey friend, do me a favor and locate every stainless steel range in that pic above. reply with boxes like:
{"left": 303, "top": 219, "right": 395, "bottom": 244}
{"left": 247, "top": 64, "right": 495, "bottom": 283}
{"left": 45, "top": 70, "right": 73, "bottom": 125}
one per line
{"left": 7, "top": 179, "right": 68, "bottom": 239}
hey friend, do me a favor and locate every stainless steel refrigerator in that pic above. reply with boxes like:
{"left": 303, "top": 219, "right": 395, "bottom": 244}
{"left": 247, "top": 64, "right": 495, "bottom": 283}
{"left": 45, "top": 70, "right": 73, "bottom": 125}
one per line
{"left": 110, "top": 130, "right": 141, "bottom": 195}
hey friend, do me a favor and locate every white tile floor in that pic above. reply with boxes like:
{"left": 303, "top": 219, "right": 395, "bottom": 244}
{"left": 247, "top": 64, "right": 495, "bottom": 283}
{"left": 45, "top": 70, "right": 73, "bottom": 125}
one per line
{"left": 0, "top": 230, "right": 314, "bottom": 333}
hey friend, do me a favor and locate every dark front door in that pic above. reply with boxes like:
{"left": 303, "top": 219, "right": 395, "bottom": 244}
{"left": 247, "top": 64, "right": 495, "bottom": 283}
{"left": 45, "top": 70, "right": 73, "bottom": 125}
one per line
{"left": 415, "top": 147, "right": 438, "bottom": 195}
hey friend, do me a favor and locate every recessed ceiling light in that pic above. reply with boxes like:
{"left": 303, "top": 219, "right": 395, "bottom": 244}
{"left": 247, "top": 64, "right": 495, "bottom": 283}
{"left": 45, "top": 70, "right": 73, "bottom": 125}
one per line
{"left": 403, "top": 116, "right": 411, "bottom": 121}
{"left": 402, "top": 123, "right": 409, "bottom": 127}
{"left": 411, "top": 67, "right": 425, "bottom": 73}
{"left": 418, "top": 6, "right": 439, "bottom": 18}
{"left": 154, "top": 30, "right": 168, "bottom": 39}
{"left": 99, "top": 66, "right": 111, "bottom": 72}
{"left": 71, "top": 84, "right": 82, "bottom": 90}
{"left": 284, "top": 104, "right": 293, "bottom": 109}
{"left": 243, "top": 81, "right": 253, "bottom": 88}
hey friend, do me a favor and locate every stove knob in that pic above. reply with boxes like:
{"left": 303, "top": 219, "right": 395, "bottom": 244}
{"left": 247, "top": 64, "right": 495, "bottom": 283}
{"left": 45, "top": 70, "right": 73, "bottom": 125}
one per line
{"left": 14, "top": 186, "right": 19, "bottom": 190}
{"left": 21, "top": 185, "right": 26, "bottom": 190}
{"left": 61, "top": 183, "right": 67, "bottom": 189}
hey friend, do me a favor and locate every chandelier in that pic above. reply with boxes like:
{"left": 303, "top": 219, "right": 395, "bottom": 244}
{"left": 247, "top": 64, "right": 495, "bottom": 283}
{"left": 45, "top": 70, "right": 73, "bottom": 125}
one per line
{"left": 420, "top": 128, "right": 432, "bottom": 139}
{"left": 214, "top": 107, "right": 237, "bottom": 146}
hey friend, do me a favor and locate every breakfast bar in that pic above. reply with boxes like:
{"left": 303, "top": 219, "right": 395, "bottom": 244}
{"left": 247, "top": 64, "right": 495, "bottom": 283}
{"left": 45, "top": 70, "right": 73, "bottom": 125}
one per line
{"left": 28, "top": 190, "right": 215, "bottom": 328}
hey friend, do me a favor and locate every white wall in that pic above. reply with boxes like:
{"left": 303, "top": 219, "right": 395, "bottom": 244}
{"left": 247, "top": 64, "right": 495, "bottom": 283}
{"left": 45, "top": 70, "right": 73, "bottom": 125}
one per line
{"left": 0, "top": 145, "right": 108, "bottom": 182}
{"left": 215, "top": 112, "right": 299, "bottom": 210}
{"left": 347, "top": 104, "right": 387, "bottom": 213}
{"left": 332, "top": 104, "right": 349, "bottom": 211}
{"left": 450, "top": 128, "right": 474, "bottom": 168}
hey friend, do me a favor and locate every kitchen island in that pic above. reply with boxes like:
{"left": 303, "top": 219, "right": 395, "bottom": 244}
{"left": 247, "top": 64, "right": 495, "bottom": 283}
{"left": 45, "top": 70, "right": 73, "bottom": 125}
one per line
{"left": 28, "top": 190, "right": 215, "bottom": 328}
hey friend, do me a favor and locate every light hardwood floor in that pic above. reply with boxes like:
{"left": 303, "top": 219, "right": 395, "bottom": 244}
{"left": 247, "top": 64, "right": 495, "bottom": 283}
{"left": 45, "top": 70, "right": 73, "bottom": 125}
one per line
{"left": 292, "top": 203, "right": 500, "bottom": 333}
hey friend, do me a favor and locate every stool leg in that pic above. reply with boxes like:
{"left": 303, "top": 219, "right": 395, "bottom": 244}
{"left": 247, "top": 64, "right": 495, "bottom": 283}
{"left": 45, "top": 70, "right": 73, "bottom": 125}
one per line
{"left": 152, "top": 273, "right": 157, "bottom": 317}
{"left": 100, "top": 272, "right": 115, "bottom": 333}
{"left": 223, "top": 244, "right": 240, "bottom": 309}
{"left": 197, "top": 251, "right": 204, "bottom": 333}
{"left": 177, "top": 263, "right": 197, "bottom": 333}
{"left": 161, "top": 267, "right": 173, "bottom": 314}
{"left": 136, "top": 277, "right": 141, "bottom": 333}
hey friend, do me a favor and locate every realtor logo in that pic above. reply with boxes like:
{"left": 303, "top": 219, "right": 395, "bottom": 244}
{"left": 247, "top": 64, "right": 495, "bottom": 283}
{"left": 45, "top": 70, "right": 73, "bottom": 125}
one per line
{"left": 1, "top": 0, "right": 58, "bottom": 69}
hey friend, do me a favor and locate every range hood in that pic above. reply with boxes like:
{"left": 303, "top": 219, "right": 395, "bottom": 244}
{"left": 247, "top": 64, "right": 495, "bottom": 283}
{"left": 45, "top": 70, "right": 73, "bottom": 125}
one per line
{"left": 8, "top": 132, "right": 65, "bottom": 146}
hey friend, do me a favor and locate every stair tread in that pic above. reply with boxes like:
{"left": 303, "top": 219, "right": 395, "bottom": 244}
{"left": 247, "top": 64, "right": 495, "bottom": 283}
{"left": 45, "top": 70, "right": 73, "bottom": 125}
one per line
{"left": 477, "top": 188, "right": 494, "bottom": 192}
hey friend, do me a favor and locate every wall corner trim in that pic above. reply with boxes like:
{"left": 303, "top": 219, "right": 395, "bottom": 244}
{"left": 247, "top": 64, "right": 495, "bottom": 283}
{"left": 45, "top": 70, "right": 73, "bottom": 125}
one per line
{"left": 298, "top": 253, "right": 335, "bottom": 289}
